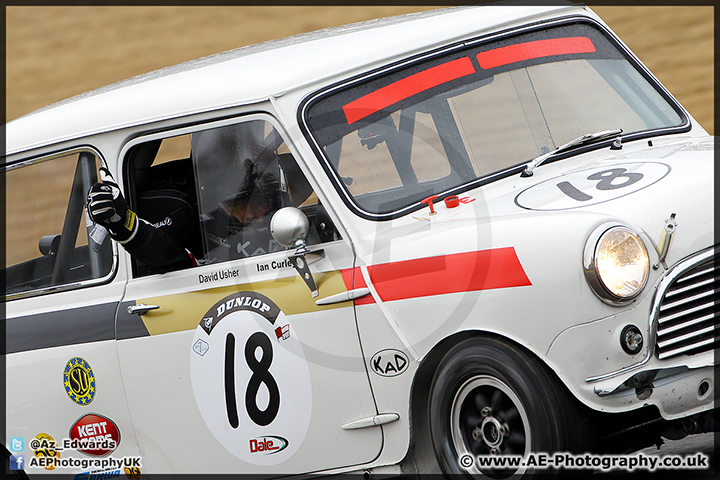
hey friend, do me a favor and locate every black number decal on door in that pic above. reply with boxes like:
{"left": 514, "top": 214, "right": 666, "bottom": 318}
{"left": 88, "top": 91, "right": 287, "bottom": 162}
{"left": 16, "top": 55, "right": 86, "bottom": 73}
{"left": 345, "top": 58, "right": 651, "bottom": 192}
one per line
{"left": 225, "top": 333, "right": 240, "bottom": 428}
{"left": 245, "top": 332, "right": 280, "bottom": 426}
{"left": 224, "top": 331, "right": 280, "bottom": 428}
{"left": 556, "top": 168, "right": 644, "bottom": 201}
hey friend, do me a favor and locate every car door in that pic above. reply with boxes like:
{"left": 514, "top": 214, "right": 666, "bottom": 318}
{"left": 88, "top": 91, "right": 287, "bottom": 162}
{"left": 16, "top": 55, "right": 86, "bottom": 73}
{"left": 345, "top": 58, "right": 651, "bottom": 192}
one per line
{"left": 4, "top": 148, "right": 142, "bottom": 475}
{"left": 114, "top": 115, "right": 382, "bottom": 474}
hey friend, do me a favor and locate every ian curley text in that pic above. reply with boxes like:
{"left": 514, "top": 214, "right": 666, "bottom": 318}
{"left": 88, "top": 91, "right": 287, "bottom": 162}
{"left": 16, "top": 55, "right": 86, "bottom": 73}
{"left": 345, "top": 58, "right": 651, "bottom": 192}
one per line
{"left": 198, "top": 260, "right": 292, "bottom": 284}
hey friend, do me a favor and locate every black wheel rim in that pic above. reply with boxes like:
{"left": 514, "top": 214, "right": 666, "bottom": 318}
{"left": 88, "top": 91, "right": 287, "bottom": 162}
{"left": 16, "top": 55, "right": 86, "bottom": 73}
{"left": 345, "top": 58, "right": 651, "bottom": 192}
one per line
{"left": 450, "top": 375, "right": 530, "bottom": 479}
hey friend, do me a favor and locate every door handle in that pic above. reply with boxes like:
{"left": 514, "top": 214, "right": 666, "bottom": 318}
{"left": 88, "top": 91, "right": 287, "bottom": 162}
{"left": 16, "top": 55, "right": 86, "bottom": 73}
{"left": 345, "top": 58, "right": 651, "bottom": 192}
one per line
{"left": 127, "top": 303, "right": 160, "bottom": 315}
{"left": 315, "top": 288, "right": 371, "bottom": 306}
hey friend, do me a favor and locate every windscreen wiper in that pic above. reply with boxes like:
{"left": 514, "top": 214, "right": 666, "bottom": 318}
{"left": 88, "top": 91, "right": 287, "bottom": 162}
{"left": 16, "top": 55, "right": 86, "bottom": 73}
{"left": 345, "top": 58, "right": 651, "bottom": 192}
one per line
{"left": 521, "top": 129, "right": 623, "bottom": 177}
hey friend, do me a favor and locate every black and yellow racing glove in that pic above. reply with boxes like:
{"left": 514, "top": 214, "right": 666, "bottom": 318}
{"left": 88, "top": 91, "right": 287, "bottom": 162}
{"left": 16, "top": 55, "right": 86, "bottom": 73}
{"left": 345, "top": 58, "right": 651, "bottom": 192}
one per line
{"left": 86, "top": 169, "right": 137, "bottom": 242}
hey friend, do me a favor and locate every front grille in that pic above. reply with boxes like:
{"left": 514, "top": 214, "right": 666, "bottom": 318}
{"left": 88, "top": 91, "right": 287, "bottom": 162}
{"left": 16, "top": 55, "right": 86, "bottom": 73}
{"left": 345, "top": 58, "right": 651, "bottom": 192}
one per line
{"left": 655, "top": 249, "right": 719, "bottom": 360}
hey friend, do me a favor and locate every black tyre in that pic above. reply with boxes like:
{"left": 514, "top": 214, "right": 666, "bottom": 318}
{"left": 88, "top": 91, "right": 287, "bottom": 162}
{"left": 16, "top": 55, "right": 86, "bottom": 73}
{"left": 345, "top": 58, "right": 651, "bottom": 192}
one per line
{"left": 429, "top": 336, "right": 592, "bottom": 479}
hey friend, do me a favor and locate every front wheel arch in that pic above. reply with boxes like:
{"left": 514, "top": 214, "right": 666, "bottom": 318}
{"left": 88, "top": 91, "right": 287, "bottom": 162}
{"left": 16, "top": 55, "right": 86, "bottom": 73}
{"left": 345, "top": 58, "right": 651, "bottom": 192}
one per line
{"left": 404, "top": 331, "right": 595, "bottom": 477}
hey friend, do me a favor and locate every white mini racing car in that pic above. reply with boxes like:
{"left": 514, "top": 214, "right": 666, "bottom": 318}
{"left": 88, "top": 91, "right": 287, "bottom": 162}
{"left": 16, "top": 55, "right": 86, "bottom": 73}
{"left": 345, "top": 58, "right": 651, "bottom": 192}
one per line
{"left": 4, "top": 4, "right": 715, "bottom": 479}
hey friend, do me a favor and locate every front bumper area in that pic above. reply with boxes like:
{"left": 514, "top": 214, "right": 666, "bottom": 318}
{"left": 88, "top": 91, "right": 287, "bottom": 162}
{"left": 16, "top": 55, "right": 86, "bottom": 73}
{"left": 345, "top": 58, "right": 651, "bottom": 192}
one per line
{"left": 550, "top": 246, "right": 717, "bottom": 420}
{"left": 603, "top": 246, "right": 717, "bottom": 416}
{"left": 591, "top": 246, "right": 717, "bottom": 419}
{"left": 590, "top": 356, "right": 714, "bottom": 420}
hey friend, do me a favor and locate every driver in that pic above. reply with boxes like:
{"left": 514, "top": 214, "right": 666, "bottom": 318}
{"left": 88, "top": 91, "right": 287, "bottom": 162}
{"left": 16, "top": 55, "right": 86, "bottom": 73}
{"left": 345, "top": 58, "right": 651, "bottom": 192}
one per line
{"left": 200, "top": 158, "right": 286, "bottom": 262}
{"left": 86, "top": 158, "right": 286, "bottom": 274}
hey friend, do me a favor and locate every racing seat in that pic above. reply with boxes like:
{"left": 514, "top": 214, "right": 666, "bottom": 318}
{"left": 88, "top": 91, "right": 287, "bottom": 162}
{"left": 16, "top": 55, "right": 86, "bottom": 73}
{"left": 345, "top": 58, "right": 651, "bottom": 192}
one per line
{"left": 127, "top": 141, "right": 203, "bottom": 275}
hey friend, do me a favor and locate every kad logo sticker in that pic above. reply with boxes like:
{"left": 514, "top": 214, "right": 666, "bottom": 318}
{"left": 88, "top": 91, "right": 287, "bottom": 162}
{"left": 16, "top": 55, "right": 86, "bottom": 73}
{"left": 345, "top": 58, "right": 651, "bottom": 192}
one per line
{"left": 514, "top": 162, "right": 670, "bottom": 211}
{"left": 190, "top": 292, "right": 311, "bottom": 466}
{"left": 69, "top": 413, "right": 120, "bottom": 457}
{"left": 63, "top": 357, "right": 96, "bottom": 405}
{"left": 371, "top": 349, "right": 409, "bottom": 377}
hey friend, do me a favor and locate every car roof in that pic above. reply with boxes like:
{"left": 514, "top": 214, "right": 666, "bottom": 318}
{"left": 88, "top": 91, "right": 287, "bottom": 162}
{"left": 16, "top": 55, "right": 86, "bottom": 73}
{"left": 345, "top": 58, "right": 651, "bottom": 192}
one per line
{"left": 6, "top": 3, "right": 584, "bottom": 157}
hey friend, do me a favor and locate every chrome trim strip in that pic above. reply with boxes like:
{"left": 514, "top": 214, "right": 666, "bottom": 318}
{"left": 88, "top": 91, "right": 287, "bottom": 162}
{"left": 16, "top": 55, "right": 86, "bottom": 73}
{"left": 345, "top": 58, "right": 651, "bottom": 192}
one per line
{"left": 657, "top": 312, "right": 714, "bottom": 336}
{"left": 341, "top": 413, "right": 400, "bottom": 430}
{"left": 2, "top": 145, "right": 105, "bottom": 173}
{"left": 662, "top": 276, "right": 714, "bottom": 300}
{"left": 660, "top": 293, "right": 714, "bottom": 313}
{"left": 127, "top": 303, "right": 160, "bottom": 315}
{"left": 658, "top": 299, "right": 714, "bottom": 323}
{"left": 658, "top": 338, "right": 715, "bottom": 360}
{"left": 315, "top": 288, "right": 371, "bottom": 306}
{"left": 3, "top": 251, "right": 119, "bottom": 302}
{"left": 657, "top": 325, "right": 714, "bottom": 349}
{"left": 584, "top": 357, "right": 653, "bottom": 384}
{"left": 650, "top": 247, "right": 715, "bottom": 342}
{"left": 675, "top": 265, "right": 714, "bottom": 284}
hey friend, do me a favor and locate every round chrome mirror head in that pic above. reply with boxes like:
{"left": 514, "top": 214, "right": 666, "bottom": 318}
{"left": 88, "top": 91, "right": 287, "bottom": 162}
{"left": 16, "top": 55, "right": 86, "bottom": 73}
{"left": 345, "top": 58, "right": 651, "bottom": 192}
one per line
{"left": 271, "top": 207, "right": 310, "bottom": 250}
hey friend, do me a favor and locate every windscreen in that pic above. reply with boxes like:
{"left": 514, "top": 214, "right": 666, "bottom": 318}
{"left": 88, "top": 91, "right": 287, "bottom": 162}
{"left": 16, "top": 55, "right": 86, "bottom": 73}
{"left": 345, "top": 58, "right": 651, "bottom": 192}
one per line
{"left": 304, "top": 21, "right": 685, "bottom": 217}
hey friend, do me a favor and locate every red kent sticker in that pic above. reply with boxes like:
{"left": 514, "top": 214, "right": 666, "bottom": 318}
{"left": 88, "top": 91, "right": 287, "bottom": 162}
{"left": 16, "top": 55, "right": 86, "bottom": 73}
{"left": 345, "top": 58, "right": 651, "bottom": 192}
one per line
{"left": 69, "top": 413, "right": 120, "bottom": 457}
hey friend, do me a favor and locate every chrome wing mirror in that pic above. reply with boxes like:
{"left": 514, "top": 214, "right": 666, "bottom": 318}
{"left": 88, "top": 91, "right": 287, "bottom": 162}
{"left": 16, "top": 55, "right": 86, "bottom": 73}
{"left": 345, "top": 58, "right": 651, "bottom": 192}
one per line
{"left": 271, "top": 207, "right": 310, "bottom": 254}
{"left": 270, "top": 207, "right": 323, "bottom": 297}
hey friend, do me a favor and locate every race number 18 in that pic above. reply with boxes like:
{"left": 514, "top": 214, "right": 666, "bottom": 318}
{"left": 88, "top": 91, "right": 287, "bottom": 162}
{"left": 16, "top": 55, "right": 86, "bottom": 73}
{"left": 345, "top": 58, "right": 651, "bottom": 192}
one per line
{"left": 556, "top": 168, "right": 644, "bottom": 201}
{"left": 191, "top": 291, "right": 313, "bottom": 465}
{"left": 224, "top": 332, "right": 280, "bottom": 429}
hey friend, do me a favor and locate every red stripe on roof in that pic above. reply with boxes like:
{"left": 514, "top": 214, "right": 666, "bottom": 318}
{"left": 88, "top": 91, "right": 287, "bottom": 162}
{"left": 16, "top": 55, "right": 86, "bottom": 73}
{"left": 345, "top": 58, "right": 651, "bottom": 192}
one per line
{"left": 342, "top": 56, "right": 475, "bottom": 124}
{"left": 367, "top": 247, "right": 531, "bottom": 302}
{"left": 476, "top": 37, "right": 595, "bottom": 70}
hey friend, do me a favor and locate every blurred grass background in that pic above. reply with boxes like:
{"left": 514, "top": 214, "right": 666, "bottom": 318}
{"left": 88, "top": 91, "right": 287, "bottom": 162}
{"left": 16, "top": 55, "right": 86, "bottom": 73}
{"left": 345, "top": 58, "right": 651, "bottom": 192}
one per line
{"left": 6, "top": 5, "right": 713, "bottom": 133}
{"left": 3, "top": 6, "right": 714, "bottom": 271}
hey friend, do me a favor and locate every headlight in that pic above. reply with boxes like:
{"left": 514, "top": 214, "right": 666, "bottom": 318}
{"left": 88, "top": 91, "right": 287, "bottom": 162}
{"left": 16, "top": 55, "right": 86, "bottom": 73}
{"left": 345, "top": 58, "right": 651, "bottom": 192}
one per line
{"left": 583, "top": 225, "right": 650, "bottom": 305}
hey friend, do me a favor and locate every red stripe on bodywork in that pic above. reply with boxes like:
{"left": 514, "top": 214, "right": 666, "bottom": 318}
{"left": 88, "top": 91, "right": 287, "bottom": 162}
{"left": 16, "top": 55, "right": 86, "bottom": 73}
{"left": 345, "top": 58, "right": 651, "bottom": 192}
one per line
{"left": 476, "top": 37, "right": 595, "bottom": 70}
{"left": 340, "top": 267, "right": 375, "bottom": 305}
{"left": 340, "top": 268, "right": 355, "bottom": 291}
{"left": 367, "top": 247, "right": 531, "bottom": 302}
{"left": 342, "top": 57, "right": 475, "bottom": 124}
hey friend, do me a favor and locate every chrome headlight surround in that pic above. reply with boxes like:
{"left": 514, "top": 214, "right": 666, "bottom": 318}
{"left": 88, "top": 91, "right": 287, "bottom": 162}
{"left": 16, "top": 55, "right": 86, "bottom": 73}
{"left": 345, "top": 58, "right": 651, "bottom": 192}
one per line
{"left": 583, "top": 224, "right": 650, "bottom": 305}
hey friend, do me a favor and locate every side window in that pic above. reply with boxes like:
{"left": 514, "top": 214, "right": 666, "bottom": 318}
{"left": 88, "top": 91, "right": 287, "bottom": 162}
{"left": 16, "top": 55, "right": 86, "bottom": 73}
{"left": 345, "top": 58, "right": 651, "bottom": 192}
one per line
{"left": 3, "top": 151, "right": 114, "bottom": 297}
{"left": 126, "top": 118, "right": 338, "bottom": 276}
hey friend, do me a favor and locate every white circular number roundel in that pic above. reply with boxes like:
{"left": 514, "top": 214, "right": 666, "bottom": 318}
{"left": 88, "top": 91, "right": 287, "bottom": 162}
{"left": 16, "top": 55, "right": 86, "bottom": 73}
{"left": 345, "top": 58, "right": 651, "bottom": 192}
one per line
{"left": 514, "top": 162, "right": 670, "bottom": 211}
{"left": 190, "top": 292, "right": 312, "bottom": 466}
